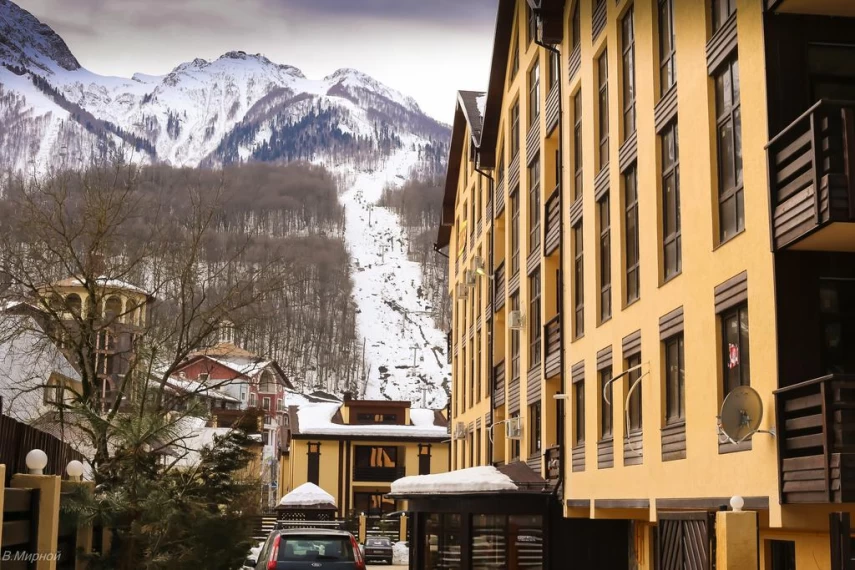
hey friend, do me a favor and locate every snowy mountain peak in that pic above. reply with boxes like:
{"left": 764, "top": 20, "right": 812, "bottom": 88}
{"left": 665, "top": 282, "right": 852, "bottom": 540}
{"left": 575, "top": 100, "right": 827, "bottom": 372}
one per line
{"left": 324, "top": 67, "right": 421, "bottom": 113}
{"left": 0, "top": 0, "right": 80, "bottom": 72}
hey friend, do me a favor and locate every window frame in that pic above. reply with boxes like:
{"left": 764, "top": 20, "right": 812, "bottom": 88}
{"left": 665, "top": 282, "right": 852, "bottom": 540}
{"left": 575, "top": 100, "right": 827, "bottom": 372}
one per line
{"left": 529, "top": 270, "right": 542, "bottom": 366}
{"left": 573, "top": 377, "right": 585, "bottom": 446}
{"left": 664, "top": 333, "right": 685, "bottom": 424}
{"left": 658, "top": 0, "right": 676, "bottom": 97}
{"left": 598, "top": 49, "right": 610, "bottom": 171}
{"left": 598, "top": 193, "right": 611, "bottom": 323}
{"left": 529, "top": 155, "right": 541, "bottom": 254}
{"left": 511, "top": 186, "right": 521, "bottom": 275}
{"left": 527, "top": 3, "right": 537, "bottom": 45}
{"left": 621, "top": 7, "right": 636, "bottom": 140}
{"left": 711, "top": 0, "right": 736, "bottom": 35}
{"left": 721, "top": 303, "right": 750, "bottom": 396}
{"left": 530, "top": 401, "right": 542, "bottom": 454}
{"left": 573, "top": 221, "right": 585, "bottom": 339}
{"left": 511, "top": 293, "right": 521, "bottom": 382}
{"left": 661, "top": 121, "right": 682, "bottom": 280}
{"left": 599, "top": 366, "right": 613, "bottom": 439}
{"left": 511, "top": 101, "right": 521, "bottom": 159}
{"left": 715, "top": 57, "right": 744, "bottom": 243}
{"left": 529, "top": 62, "right": 541, "bottom": 126}
{"left": 626, "top": 353, "right": 643, "bottom": 433}
{"left": 571, "top": 1, "right": 581, "bottom": 51}
{"left": 624, "top": 166, "right": 640, "bottom": 304}
{"left": 573, "top": 91, "right": 583, "bottom": 202}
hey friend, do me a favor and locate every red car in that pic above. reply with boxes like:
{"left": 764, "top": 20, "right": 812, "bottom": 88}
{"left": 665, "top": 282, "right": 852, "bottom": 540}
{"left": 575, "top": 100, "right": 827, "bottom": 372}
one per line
{"left": 249, "top": 529, "right": 367, "bottom": 570}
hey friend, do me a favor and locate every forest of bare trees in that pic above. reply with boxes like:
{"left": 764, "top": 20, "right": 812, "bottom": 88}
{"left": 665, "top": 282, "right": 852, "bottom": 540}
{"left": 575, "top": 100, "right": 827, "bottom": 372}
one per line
{"left": 378, "top": 174, "right": 450, "bottom": 331}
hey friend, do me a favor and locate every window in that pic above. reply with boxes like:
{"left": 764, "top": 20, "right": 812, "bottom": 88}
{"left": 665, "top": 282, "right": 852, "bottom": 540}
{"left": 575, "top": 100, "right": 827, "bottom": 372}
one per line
{"left": 510, "top": 187, "right": 521, "bottom": 275}
{"left": 278, "top": 398, "right": 285, "bottom": 412}
{"left": 659, "top": 0, "right": 676, "bottom": 96}
{"left": 527, "top": 4, "right": 537, "bottom": 44}
{"left": 475, "top": 332, "right": 482, "bottom": 403}
{"left": 260, "top": 370, "right": 276, "bottom": 393}
{"left": 497, "top": 148, "right": 505, "bottom": 186}
{"left": 722, "top": 304, "right": 749, "bottom": 395}
{"left": 599, "top": 193, "right": 611, "bottom": 322}
{"left": 240, "top": 384, "right": 248, "bottom": 402}
{"left": 66, "top": 294, "right": 82, "bottom": 317}
{"left": 574, "top": 378, "right": 585, "bottom": 446}
{"left": 530, "top": 401, "right": 542, "bottom": 453}
{"left": 599, "top": 367, "right": 613, "bottom": 438}
{"left": 624, "top": 166, "right": 640, "bottom": 303}
{"left": 571, "top": 1, "right": 581, "bottom": 51}
{"left": 104, "top": 296, "right": 122, "bottom": 322}
{"left": 530, "top": 270, "right": 542, "bottom": 366}
{"left": 573, "top": 91, "right": 583, "bottom": 201}
{"left": 511, "top": 294, "right": 521, "bottom": 381}
{"left": 356, "top": 413, "right": 398, "bottom": 425}
{"left": 249, "top": 392, "right": 257, "bottom": 407}
{"left": 277, "top": 537, "right": 355, "bottom": 564}
{"left": 529, "top": 63, "right": 540, "bottom": 125}
{"left": 529, "top": 156, "right": 541, "bottom": 253}
{"left": 354, "top": 492, "right": 396, "bottom": 517}
{"left": 549, "top": 51, "right": 560, "bottom": 89}
{"left": 768, "top": 540, "right": 796, "bottom": 570}
{"left": 598, "top": 50, "right": 609, "bottom": 170}
{"left": 622, "top": 7, "right": 636, "bottom": 139}
{"left": 355, "top": 446, "right": 399, "bottom": 469}
{"left": 418, "top": 444, "right": 432, "bottom": 475}
{"left": 574, "top": 222, "right": 584, "bottom": 338}
{"left": 664, "top": 334, "right": 685, "bottom": 424}
{"left": 662, "top": 122, "right": 681, "bottom": 280}
{"left": 510, "top": 412, "right": 521, "bottom": 459}
{"left": 262, "top": 397, "right": 271, "bottom": 411}
{"left": 712, "top": 0, "right": 736, "bottom": 34}
{"left": 511, "top": 101, "right": 521, "bottom": 159}
{"left": 511, "top": 32, "right": 519, "bottom": 80}
{"left": 716, "top": 57, "right": 743, "bottom": 242}
{"left": 626, "top": 354, "right": 642, "bottom": 432}
{"left": 307, "top": 442, "right": 321, "bottom": 485}
{"left": 475, "top": 428, "right": 481, "bottom": 465}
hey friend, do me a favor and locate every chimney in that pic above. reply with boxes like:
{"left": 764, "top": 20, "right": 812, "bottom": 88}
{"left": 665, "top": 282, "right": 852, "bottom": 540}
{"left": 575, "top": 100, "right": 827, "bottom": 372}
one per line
{"left": 343, "top": 391, "right": 353, "bottom": 402}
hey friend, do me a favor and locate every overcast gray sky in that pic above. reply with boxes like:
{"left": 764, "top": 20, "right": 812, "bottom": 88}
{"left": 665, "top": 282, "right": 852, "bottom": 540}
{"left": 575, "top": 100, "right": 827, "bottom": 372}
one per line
{"left": 16, "top": 0, "right": 496, "bottom": 122}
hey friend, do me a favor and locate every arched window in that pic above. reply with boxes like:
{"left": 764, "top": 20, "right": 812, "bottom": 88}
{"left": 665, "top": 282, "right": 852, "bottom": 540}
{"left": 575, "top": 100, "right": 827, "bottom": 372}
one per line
{"left": 260, "top": 370, "right": 276, "bottom": 393}
{"left": 66, "top": 294, "right": 82, "bottom": 317}
{"left": 104, "top": 296, "right": 122, "bottom": 322}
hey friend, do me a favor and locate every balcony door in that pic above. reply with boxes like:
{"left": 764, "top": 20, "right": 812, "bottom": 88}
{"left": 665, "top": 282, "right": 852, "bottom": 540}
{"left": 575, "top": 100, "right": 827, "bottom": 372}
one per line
{"left": 354, "top": 446, "right": 401, "bottom": 482}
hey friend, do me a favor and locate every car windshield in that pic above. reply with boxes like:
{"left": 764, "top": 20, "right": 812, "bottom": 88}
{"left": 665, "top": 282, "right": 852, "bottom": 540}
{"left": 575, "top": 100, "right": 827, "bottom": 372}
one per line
{"left": 278, "top": 537, "right": 355, "bottom": 562}
{"left": 366, "top": 539, "right": 389, "bottom": 546}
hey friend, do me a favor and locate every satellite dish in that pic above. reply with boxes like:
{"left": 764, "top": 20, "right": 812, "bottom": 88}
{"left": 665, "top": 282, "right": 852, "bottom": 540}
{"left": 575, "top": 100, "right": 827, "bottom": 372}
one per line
{"left": 718, "top": 386, "right": 767, "bottom": 443}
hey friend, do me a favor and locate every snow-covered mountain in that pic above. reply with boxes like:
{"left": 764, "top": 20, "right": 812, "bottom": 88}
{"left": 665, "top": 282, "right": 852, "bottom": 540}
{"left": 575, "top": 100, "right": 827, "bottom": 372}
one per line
{"left": 0, "top": 0, "right": 451, "bottom": 407}
{"left": 0, "top": 0, "right": 449, "bottom": 172}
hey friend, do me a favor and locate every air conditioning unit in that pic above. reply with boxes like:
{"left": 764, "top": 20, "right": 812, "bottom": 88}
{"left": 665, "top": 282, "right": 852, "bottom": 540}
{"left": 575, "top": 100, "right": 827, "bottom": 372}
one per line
{"left": 509, "top": 310, "right": 525, "bottom": 330}
{"left": 505, "top": 416, "right": 522, "bottom": 440}
{"left": 464, "top": 270, "right": 476, "bottom": 288}
{"left": 453, "top": 422, "right": 467, "bottom": 440}
{"left": 456, "top": 283, "right": 469, "bottom": 300}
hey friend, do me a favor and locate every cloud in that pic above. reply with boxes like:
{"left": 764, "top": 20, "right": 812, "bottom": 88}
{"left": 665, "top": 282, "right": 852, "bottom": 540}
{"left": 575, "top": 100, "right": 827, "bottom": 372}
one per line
{"left": 273, "top": 0, "right": 496, "bottom": 25}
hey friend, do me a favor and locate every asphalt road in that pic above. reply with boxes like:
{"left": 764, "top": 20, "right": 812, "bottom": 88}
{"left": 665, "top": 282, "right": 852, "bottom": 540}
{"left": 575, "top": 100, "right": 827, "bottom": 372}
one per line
{"left": 368, "top": 566, "right": 407, "bottom": 570}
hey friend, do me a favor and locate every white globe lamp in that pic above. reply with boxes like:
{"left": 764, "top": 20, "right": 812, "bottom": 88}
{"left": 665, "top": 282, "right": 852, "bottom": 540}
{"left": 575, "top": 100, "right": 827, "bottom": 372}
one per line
{"left": 66, "top": 460, "right": 85, "bottom": 482}
{"left": 729, "top": 495, "right": 745, "bottom": 512}
{"left": 25, "top": 449, "right": 48, "bottom": 475}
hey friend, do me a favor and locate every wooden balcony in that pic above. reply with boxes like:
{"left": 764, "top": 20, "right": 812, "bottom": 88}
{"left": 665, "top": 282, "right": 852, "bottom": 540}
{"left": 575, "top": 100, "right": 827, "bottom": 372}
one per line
{"left": 493, "top": 262, "right": 506, "bottom": 312}
{"left": 493, "top": 361, "right": 506, "bottom": 408}
{"left": 353, "top": 466, "right": 406, "bottom": 483}
{"left": 775, "top": 374, "right": 855, "bottom": 503}
{"left": 544, "top": 184, "right": 561, "bottom": 257}
{"left": 495, "top": 178, "right": 506, "bottom": 218}
{"left": 546, "top": 86, "right": 560, "bottom": 136}
{"left": 544, "top": 315, "right": 562, "bottom": 379}
{"left": 767, "top": 100, "right": 855, "bottom": 252}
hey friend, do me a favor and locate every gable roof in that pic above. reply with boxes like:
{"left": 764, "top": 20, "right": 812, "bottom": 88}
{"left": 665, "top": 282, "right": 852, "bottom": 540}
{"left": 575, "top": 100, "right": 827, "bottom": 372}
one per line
{"left": 288, "top": 402, "right": 448, "bottom": 440}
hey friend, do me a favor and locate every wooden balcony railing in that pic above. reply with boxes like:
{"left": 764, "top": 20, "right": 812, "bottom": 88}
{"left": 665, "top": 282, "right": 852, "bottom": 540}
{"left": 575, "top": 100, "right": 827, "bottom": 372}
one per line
{"left": 493, "top": 361, "right": 506, "bottom": 408}
{"left": 544, "top": 315, "right": 562, "bottom": 379}
{"left": 493, "top": 262, "right": 506, "bottom": 312}
{"left": 767, "top": 100, "right": 855, "bottom": 251}
{"left": 775, "top": 374, "right": 855, "bottom": 503}
{"left": 546, "top": 86, "right": 560, "bottom": 135}
{"left": 526, "top": 119, "right": 541, "bottom": 160}
{"left": 544, "top": 184, "right": 561, "bottom": 257}
{"left": 495, "top": 178, "right": 506, "bottom": 218}
{"left": 353, "top": 466, "right": 406, "bottom": 483}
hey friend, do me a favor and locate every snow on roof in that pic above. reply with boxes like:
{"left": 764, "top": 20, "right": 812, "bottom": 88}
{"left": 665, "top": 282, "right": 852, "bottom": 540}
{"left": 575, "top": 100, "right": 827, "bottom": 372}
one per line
{"left": 53, "top": 276, "right": 151, "bottom": 296}
{"left": 295, "top": 403, "right": 447, "bottom": 439}
{"left": 476, "top": 93, "right": 487, "bottom": 119}
{"left": 279, "top": 482, "right": 337, "bottom": 507}
{"left": 208, "top": 357, "right": 271, "bottom": 378}
{"left": 409, "top": 408, "right": 437, "bottom": 427}
{"left": 166, "top": 376, "right": 240, "bottom": 402}
{"left": 391, "top": 466, "right": 518, "bottom": 495}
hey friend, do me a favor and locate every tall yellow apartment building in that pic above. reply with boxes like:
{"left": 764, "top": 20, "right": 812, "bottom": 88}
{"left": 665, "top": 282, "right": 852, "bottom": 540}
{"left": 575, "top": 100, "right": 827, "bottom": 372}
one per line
{"left": 436, "top": 0, "right": 855, "bottom": 568}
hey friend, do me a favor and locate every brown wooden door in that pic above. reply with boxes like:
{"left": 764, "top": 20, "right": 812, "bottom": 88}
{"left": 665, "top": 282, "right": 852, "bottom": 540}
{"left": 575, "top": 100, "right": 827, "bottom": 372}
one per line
{"left": 657, "top": 512, "right": 714, "bottom": 570}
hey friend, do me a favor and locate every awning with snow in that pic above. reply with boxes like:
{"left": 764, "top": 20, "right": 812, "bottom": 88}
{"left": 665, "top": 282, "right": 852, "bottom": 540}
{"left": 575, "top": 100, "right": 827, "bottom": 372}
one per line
{"left": 389, "top": 461, "right": 550, "bottom": 498}
{"left": 278, "top": 482, "right": 337, "bottom": 509}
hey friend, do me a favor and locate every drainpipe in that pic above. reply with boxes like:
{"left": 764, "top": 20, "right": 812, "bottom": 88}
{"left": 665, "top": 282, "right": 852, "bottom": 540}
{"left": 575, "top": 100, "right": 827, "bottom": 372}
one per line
{"left": 476, "top": 164, "right": 494, "bottom": 466}
{"left": 536, "top": 20, "right": 565, "bottom": 499}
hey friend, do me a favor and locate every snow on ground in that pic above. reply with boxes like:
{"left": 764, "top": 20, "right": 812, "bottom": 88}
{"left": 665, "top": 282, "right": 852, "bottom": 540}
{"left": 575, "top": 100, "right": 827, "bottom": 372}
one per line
{"left": 391, "top": 466, "right": 518, "bottom": 495}
{"left": 393, "top": 542, "right": 409, "bottom": 565}
{"left": 279, "top": 482, "right": 337, "bottom": 507}
{"left": 338, "top": 147, "right": 450, "bottom": 408}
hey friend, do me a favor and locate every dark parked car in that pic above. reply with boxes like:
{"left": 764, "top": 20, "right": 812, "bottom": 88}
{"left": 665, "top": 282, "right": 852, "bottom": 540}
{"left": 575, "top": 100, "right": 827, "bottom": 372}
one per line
{"left": 362, "top": 537, "right": 393, "bottom": 565}
{"left": 248, "top": 529, "right": 366, "bottom": 570}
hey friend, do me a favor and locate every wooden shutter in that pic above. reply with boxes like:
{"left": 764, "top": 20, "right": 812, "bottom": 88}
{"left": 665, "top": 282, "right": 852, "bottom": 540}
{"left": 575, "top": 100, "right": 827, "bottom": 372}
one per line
{"left": 657, "top": 512, "right": 715, "bottom": 570}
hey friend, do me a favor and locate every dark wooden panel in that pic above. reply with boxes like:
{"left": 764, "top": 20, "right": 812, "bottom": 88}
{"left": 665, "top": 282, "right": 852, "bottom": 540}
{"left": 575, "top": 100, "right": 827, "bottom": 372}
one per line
{"left": 1, "top": 520, "right": 31, "bottom": 548}
{"left": 508, "top": 271, "right": 521, "bottom": 295}
{"left": 2, "top": 489, "right": 33, "bottom": 513}
{"left": 594, "top": 167, "right": 610, "bottom": 201}
{"left": 546, "top": 86, "right": 560, "bottom": 135}
{"left": 624, "top": 431, "right": 643, "bottom": 466}
{"left": 526, "top": 120, "right": 541, "bottom": 162}
{"left": 659, "top": 306, "right": 685, "bottom": 340}
{"left": 494, "top": 262, "right": 506, "bottom": 312}
{"left": 597, "top": 346, "right": 613, "bottom": 370}
{"left": 654, "top": 86, "right": 678, "bottom": 134}
{"left": 598, "top": 438, "right": 614, "bottom": 469}
{"left": 495, "top": 178, "right": 506, "bottom": 217}
{"left": 571, "top": 360, "right": 585, "bottom": 383}
{"left": 714, "top": 271, "right": 748, "bottom": 313}
{"left": 568, "top": 47, "right": 582, "bottom": 82}
{"left": 656, "top": 497, "right": 769, "bottom": 510}
{"left": 544, "top": 184, "right": 561, "bottom": 257}
{"left": 571, "top": 444, "right": 585, "bottom": 472}
{"left": 493, "top": 361, "right": 506, "bottom": 408}
{"left": 527, "top": 364, "right": 542, "bottom": 402}
{"left": 622, "top": 329, "right": 642, "bottom": 357}
{"left": 706, "top": 12, "right": 738, "bottom": 74}
{"left": 565, "top": 499, "right": 590, "bottom": 508}
{"left": 619, "top": 131, "right": 638, "bottom": 174}
{"left": 569, "top": 196, "right": 584, "bottom": 227}
{"left": 527, "top": 453, "right": 543, "bottom": 473}
{"left": 544, "top": 315, "right": 562, "bottom": 379}
{"left": 661, "top": 421, "right": 686, "bottom": 462}
{"left": 595, "top": 499, "right": 650, "bottom": 510}
{"left": 508, "top": 377, "right": 521, "bottom": 413}
{"left": 592, "top": 0, "right": 607, "bottom": 42}
{"left": 527, "top": 250, "right": 541, "bottom": 276}
{"left": 508, "top": 153, "right": 521, "bottom": 192}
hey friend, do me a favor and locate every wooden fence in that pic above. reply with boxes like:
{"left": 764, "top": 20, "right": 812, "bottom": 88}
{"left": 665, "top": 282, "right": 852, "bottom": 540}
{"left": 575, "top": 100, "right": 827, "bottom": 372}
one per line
{"left": 0, "top": 398, "right": 84, "bottom": 484}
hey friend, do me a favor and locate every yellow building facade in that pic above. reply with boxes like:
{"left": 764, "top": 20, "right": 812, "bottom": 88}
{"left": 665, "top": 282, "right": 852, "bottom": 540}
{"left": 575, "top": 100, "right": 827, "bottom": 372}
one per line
{"left": 439, "top": 0, "right": 855, "bottom": 568}
{"left": 278, "top": 399, "right": 449, "bottom": 519}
